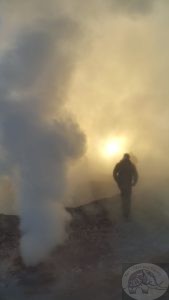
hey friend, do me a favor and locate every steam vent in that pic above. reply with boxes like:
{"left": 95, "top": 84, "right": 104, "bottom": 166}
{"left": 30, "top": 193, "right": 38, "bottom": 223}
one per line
{"left": 1, "top": 196, "right": 169, "bottom": 300}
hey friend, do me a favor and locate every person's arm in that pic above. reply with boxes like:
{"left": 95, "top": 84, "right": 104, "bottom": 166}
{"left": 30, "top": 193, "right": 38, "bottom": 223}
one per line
{"left": 132, "top": 164, "right": 138, "bottom": 186}
{"left": 113, "top": 164, "right": 119, "bottom": 182}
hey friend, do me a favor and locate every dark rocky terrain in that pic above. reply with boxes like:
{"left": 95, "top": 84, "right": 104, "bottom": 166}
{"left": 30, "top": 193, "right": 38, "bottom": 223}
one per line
{"left": 0, "top": 196, "right": 169, "bottom": 300}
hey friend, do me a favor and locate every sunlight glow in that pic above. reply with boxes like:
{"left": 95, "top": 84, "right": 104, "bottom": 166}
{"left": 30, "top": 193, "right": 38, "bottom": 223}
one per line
{"left": 101, "top": 137, "right": 127, "bottom": 159}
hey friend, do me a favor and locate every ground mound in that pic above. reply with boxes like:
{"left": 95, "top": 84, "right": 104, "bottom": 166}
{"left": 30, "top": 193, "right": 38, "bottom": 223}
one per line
{"left": 0, "top": 197, "right": 169, "bottom": 299}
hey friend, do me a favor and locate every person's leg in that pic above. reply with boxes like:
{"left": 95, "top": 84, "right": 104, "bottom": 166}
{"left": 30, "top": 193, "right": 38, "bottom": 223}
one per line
{"left": 124, "top": 196, "right": 131, "bottom": 219}
{"left": 121, "top": 186, "right": 132, "bottom": 220}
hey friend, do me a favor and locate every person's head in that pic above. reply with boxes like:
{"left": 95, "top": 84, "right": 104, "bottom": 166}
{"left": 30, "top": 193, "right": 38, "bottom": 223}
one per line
{"left": 123, "top": 153, "right": 130, "bottom": 160}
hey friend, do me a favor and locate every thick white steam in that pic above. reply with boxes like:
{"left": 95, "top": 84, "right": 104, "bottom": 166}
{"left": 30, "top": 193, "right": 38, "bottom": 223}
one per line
{"left": 0, "top": 19, "right": 86, "bottom": 265}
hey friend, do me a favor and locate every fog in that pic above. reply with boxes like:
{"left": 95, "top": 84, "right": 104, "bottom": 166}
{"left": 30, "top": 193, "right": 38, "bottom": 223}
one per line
{"left": 66, "top": 0, "right": 169, "bottom": 200}
{"left": 0, "top": 0, "right": 169, "bottom": 265}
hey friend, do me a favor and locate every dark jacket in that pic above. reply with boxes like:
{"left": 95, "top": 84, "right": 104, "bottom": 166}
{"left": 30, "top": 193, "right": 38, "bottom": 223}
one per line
{"left": 113, "top": 158, "right": 138, "bottom": 187}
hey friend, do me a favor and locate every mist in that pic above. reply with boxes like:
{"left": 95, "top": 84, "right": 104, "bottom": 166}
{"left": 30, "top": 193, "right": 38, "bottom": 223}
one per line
{"left": 0, "top": 14, "right": 86, "bottom": 265}
{"left": 66, "top": 0, "right": 169, "bottom": 198}
{"left": 0, "top": 0, "right": 169, "bottom": 265}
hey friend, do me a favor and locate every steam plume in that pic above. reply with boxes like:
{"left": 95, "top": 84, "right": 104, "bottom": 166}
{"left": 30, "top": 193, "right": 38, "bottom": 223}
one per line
{"left": 0, "top": 20, "right": 85, "bottom": 265}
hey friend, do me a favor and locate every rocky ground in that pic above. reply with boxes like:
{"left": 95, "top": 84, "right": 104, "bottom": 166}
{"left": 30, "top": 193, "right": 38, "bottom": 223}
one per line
{"left": 0, "top": 196, "right": 169, "bottom": 300}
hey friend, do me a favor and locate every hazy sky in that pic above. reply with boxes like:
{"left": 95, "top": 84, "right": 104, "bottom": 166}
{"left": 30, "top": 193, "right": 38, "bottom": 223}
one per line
{"left": 65, "top": 0, "right": 169, "bottom": 185}
{"left": 0, "top": 0, "right": 168, "bottom": 188}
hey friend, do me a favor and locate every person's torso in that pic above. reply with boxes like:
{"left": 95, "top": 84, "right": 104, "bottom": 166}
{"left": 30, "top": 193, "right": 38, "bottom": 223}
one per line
{"left": 117, "top": 160, "right": 134, "bottom": 183}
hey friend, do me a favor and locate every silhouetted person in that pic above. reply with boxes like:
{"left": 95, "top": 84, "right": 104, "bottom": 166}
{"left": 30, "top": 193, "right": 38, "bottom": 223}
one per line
{"left": 113, "top": 153, "right": 138, "bottom": 220}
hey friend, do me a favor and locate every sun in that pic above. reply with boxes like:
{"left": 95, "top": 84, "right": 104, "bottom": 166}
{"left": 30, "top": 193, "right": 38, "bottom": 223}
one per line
{"left": 101, "top": 137, "right": 126, "bottom": 158}
{"left": 105, "top": 141, "right": 120, "bottom": 156}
